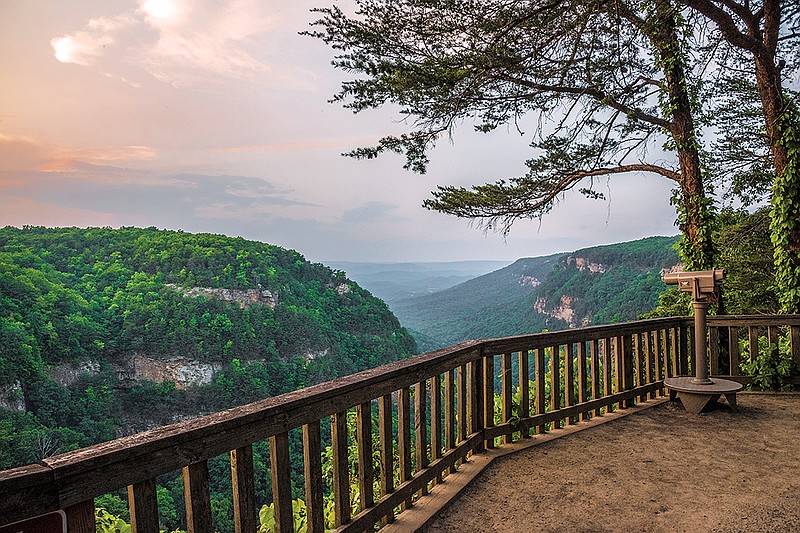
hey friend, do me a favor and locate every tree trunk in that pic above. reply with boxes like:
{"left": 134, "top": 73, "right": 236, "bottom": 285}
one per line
{"left": 650, "top": 0, "right": 714, "bottom": 270}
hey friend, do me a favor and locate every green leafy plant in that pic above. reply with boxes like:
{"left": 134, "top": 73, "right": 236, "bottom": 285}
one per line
{"left": 740, "top": 334, "right": 799, "bottom": 391}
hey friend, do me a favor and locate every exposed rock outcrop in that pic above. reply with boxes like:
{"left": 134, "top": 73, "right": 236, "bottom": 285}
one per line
{"left": 117, "top": 355, "right": 222, "bottom": 390}
{"left": 167, "top": 284, "right": 278, "bottom": 309}
{"left": 0, "top": 381, "right": 25, "bottom": 412}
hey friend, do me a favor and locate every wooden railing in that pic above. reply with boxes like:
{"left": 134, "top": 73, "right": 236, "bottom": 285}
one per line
{"left": 1, "top": 315, "right": 796, "bottom": 532}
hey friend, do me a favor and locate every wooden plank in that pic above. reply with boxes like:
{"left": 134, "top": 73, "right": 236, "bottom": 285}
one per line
{"left": 483, "top": 355, "right": 495, "bottom": 449}
{"left": 469, "top": 359, "right": 485, "bottom": 453}
{"left": 660, "top": 329, "right": 670, "bottom": 379}
{"left": 430, "top": 374, "right": 442, "bottom": 482}
{"left": 331, "top": 411, "right": 351, "bottom": 526}
{"left": 643, "top": 331, "right": 653, "bottom": 399}
{"left": 302, "top": 422, "right": 325, "bottom": 533}
{"left": 231, "top": 445, "right": 257, "bottom": 533}
{"left": 590, "top": 339, "right": 601, "bottom": 417}
{"left": 356, "top": 402, "right": 374, "bottom": 513}
{"left": 0, "top": 464, "right": 58, "bottom": 525}
{"left": 728, "top": 326, "right": 741, "bottom": 376}
{"left": 792, "top": 326, "right": 800, "bottom": 365}
{"left": 397, "top": 388, "right": 412, "bottom": 510}
{"left": 518, "top": 350, "right": 530, "bottom": 437}
{"left": 65, "top": 500, "right": 94, "bottom": 533}
{"left": 564, "top": 344, "right": 575, "bottom": 425}
{"left": 443, "top": 370, "right": 456, "bottom": 468}
{"left": 709, "top": 326, "right": 720, "bottom": 376}
{"left": 550, "top": 345, "right": 561, "bottom": 429}
{"left": 501, "top": 353, "right": 514, "bottom": 443}
{"left": 706, "top": 315, "right": 800, "bottom": 327}
{"left": 456, "top": 365, "right": 467, "bottom": 445}
{"left": 749, "top": 326, "right": 759, "bottom": 364}
{"left": 670, "top": 327, "right": 679, "bottom": 377}
{"left": 603, "top": 339, "right": 613, "bottom": 411}
{"left": 576, "top": 342, "right": 587, "bottom": 420}
{"left": 680, "top": 325, "right": 690, "bottom": 376}
{"left": 377, "top": 395, "right": 394, "bottom": 525}
{"left": 768, "top": 326, "right": 779, "bottom": 355}
{"left": 270, "top": 433, "right": 294, "bottom": 533}
{"left": 183, "top": 461, "right": 213, "bottom": 533}
{"left": 535, "top": 348, "right": 546, "bottom": 434}
{"left": 414, "top": 381, "right": 428, "bottom": 496}
{"left": 621, "top": 335, "right": 634, "bottom": 408}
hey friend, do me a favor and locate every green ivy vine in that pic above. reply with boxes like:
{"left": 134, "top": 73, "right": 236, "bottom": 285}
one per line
{"left": 770, "top": 98, "right": 800, "bottom": 313}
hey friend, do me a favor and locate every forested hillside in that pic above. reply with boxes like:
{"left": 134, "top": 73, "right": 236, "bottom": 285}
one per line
{"left": 0, "top": 226, "right": 416, "bottom": 471}
{"left": 392, "top": 237, "right": 680, "bottom": 349}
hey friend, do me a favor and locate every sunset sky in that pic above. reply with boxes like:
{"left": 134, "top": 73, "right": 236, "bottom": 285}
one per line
{"left": 0, "top": 0, "right": 680, "bottom": 263}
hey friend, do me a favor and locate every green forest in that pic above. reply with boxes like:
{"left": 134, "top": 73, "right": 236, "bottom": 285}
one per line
{"left": 0, "top": 226, "right": 419, "bottom": 530}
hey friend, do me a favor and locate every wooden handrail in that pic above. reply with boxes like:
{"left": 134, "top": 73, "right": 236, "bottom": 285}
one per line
{"left": 2, "top": 315, "right": 798, "bottom": 532}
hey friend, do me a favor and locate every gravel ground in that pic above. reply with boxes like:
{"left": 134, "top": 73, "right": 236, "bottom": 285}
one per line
{"left": 423, "top": 394, "right": 800, "bottom": 533}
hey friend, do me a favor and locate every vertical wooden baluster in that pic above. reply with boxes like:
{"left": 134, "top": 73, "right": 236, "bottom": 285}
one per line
{"left": 356, "top": 402, "right": 374, "bottom": 513}
{"left": 550, "top": 345, "right": 561, "bottom": 429}
{"left": 331, "top": 411, "right": 351, "bottom": 525}
{"left": 183, "top": 461, "right": 214, "bottom": 533}
{"left": 644, "top": 331, "right": 654, "bottom": 399}
{"left": 535, "top": 347, "right": 546, "bottom": 434}
{"left": 591, "top": 339, "right": 601, "bottom": 417}
{"left": 603, "top": 339, "right": 613, "bottom": 412}
{"left": 519, "top": 350, "right": 530, "bottom": 437}
{"left": 444, "top": 369, "right": 456, "bottom": 471}
{"left": 671, "top": 327, "right": 680, "bottom": 377}
{"left": 748, "top": 326, "right": 759, "bottom": 365}
{"left": 378, "top": 394, "right": 395, "bottom": 524}
{"left": 613, "top": 337, "right": 623, "bottom": 407}
{"left": 768, "top": 326, "right": 779, "bottom": 357}
{"left": 483, "top": 354, "right": 495, "bottom": 449}
{"left": 270, "top": 432, "right": 294, "bottom": 533}
{"left": 65, "top": 500, "right": 95, "bottom": 533}
{"left": 680, "top": 325, "right": 690, "bottom": 376}
{"left": 621, "top": 335, "right": 634, "bottom": 407}
{"left": 501, "top": 352, "right": 513, "bottom": 443}
{"left": 634, "top": 333, "right": 646, "bottom": 402}
{"left": 431, "top": 374, "right": 442, "bottom": 482}
{"left": 577, "top": 342, "right": 587, "bottom": 421}
{"left": 415, "top": 381, "right": 429, "bottom": 496}
{"left": 398, "top": 388, "right": 412, "bottom": 510}
{"left": 791, "top": 325, "right": 800, "bottom": 366}
{"left": 564, "top": 344, "right": 575, "bottom": 425}
{"left": 729, "top": 326, "right": 741, "bottom": 376}
{"left": 457, "top": 365, "right": 467, "bottom": 446}
{"left": 709, "top": 326, "right": 720, "bottom": 376}
{"left": 470, "top": 357, "right": 485, "bottom": 453}
{"left": 660, "top": 329, "right": 668, "bottom": 382}
{"left": 303, "top": 422, "right": 325, "bottom": 533}
{"left": 231, "top": 444, "right": 257, "bottom": 533}
{"left": 128, "top": 478, "right": 159, "bottom": 533}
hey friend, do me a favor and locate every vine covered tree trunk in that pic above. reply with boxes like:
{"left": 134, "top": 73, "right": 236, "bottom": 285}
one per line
{"left": 649, "top": 0, "right": 714, "bottom": 270}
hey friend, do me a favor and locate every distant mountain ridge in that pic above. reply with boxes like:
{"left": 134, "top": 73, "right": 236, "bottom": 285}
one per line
{"left": 388, "top": 236, "right": 681, "bottom": 350}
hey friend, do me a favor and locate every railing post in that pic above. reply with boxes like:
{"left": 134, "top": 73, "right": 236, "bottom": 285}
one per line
{"left": 443, "top": 369, "right": 457, "bottom": 469}
{"left": 398, "top": 388, "right": 412, "bottom": 510}
{"left": 550, "top": 345, "right": 561, "bottom": 429}
{"left": 356, "top": 402, "right": 374, "bottom": 513}
{"left": 535, "top": 347, "right": 546, "bottom": 434}
{"left": 302, "top": 422, "right": 325, "bottom": 533}
{"left": 519, "top": 350, "right": 531, "bottom": 436}
{"left": 231, "top": 445, "right": 257, "bottom": 533}
{"left": 431, "top": 374, "right": 442, "bottom": 480}
{"left": 270, "top": 432, "right": 294, "bottom": 533}
{"left": 501, "top": 352, "right": 514, "bottom": 442}
{"left": 621, "top": 334, "right": 634, "bottom": 408}
{"left": 603, "top": 339, "right": 613, "bottom": 411}
{"left": 590, "top": 340, "right": 601, "bottom": 417}
{"left": 414, "top": 381, "right": 429, "bottom": 496}
{"left": 670, "top": 327, "right": 680, "bottom": 378}
{"left": 183, "top": 461, "right": 213, "bottom": 533}
{"left": 65, "top": 500, "right": 95, "bottom": 533}
{"left": 577, "top": 342, "right": 588, "bottom": 420}
{"left": 377, "top": 394, "right": 395, "bottom": 524}
{"left": 457, "top": 365, "right": 467, "bottom": 446}
{"left": 728, "top": 326, "right": 741, "bottom": 376}
{"left": 470, "top": 356, "right": 485, "bottom": 453}
{"left": 128, "top": 478, "right": 158, "bottom": 533}
{"left": 564, "top": 344, "right": 575, "bottom": 425}
{"left": 483, "top": 354, "right": 495, "bottom": 449}
{"left": 331, "top": 411, "right": 351, "bottom": 525}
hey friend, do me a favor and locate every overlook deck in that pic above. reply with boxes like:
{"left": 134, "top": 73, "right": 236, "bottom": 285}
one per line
{"left": 424, "top": 393, "right": 800, "bottom": 533}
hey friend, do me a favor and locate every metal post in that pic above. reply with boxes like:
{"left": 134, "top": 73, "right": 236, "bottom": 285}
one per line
{"left": 691, "top": 300, "right": 712, "bottom": 385}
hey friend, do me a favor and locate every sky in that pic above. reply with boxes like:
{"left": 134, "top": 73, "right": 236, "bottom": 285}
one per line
{"left": 0, "top": 0, "right": 681, "bottom": 263}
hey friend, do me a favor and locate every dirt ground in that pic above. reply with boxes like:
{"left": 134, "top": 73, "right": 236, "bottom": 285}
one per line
{"left": 423, "top": 394, "right": 800, "bottom": 533}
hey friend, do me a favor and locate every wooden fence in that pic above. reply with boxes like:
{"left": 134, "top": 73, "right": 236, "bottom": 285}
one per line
{"left": 1, "top": 315, "right": 798, "bottom": 532}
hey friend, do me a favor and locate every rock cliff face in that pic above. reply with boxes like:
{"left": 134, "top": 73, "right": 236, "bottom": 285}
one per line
{"left": 168, "top": 284, "right": 278, "bottom": 309}
{"left": 0, "top": 381, "right": 25, "bottom": 412}
{"left": 570, "top": 256, "right": 607, "bottom": 274}
{"left": 117, "top": 355, "right": 223, "bottom": 390}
